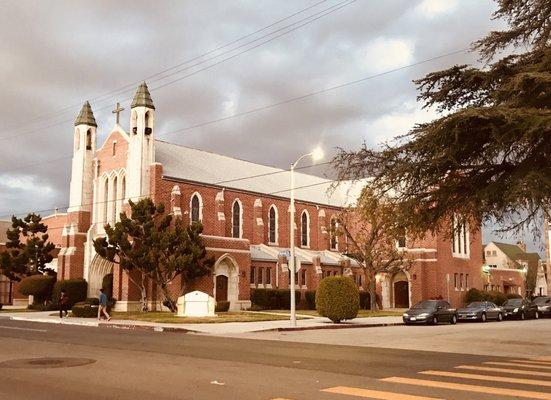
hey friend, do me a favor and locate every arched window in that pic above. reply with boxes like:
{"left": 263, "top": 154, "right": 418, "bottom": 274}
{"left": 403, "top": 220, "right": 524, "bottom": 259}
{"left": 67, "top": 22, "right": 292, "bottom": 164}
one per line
{"left": 232, "top": 200, "right": 242, "bottom": 238}
{"left": 86, "top": 129, "right": 92, "bottom": 150}
{"left": 330, "top": 217, "right": 338, "bottom": 250}
{"left": 268, "top": 205, "right": 278, "bottom": 244}
{"left": 121, "top": 176, "right": 126, "bottom": 201}
{"left": 112, "top": 141, "right": 117, "bottom": 156}
{"left": 131, "top": 111, "right": 138, "bottom": 134}
{"left": 144, "top": 111, "right": 152, "bottom": 135}
{"left": 103, "top": 178, "right": 109, "bottom": 225}
{"left": 301, "top": 210, "right": 309, "bottom": 247}
{"left": 190, "top": 193, "right": 202, "bottom": 223}
{"left": 112, "top": 177, "right": 118, "bottom": 223}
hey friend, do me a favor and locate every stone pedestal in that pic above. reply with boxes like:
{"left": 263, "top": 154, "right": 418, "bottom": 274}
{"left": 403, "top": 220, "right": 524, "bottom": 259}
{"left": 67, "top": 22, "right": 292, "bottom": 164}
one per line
{"left": 177, "top": 291, "right": 216, "bottom": 317}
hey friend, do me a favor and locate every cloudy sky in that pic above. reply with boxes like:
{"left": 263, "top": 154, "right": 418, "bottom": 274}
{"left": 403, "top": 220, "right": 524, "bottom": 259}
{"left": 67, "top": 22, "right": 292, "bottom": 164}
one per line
{"left": 0, "top": 0, "right": 541, "bottom": 252}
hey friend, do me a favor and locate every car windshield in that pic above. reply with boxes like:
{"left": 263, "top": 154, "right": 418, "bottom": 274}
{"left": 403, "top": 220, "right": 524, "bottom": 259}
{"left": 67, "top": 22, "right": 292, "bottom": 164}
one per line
{"left": 504, "top": 299, "right": 522, "bottom": 306}
{"left": 534, "top": 297, "right": 550, "bottom": 305}
{"left": 467, "top": 302, "right": 486, "bottom": 308}
{"left": 412, "top": 301, "right": 437, "bottom": 309}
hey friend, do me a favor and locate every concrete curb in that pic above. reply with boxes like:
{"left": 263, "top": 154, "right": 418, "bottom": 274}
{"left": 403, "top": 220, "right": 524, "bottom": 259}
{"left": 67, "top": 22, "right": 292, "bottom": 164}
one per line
{"left": 255, "top": 321, "right": 404, "bottom": 332}
{"left": 6, "top": 315, "right": 197, "bottom": 333}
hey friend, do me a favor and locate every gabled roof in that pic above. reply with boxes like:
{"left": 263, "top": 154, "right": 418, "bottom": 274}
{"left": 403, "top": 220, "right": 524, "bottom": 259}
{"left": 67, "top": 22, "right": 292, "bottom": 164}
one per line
{"left": 155, "top": 140, "right": 362, "bottom": 207}
{"left": 490, "top": 241, "right": 541, "bottom": 269}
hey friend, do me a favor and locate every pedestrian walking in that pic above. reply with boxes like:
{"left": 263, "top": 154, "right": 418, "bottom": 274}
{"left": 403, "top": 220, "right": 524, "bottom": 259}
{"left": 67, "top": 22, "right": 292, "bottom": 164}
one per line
{"left": 59, "top": 289, "right": 69, "bottom": 318}
{"left": 98, "top": 288, "right": 111, "bottom": 321}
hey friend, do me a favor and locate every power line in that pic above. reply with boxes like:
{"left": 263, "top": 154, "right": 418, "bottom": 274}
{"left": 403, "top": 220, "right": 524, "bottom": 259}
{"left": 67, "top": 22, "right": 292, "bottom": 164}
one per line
{"left": 0, "top": 0, "right": 354, "bottom": 142}
{"left": 0, "top": 160, "right": 333, "bottom": 219}
{"left": 2, "top": 0, "right": 332, "bottom": 135}
{"left": 0, "top": 46, "right": 469, "bottom": 175}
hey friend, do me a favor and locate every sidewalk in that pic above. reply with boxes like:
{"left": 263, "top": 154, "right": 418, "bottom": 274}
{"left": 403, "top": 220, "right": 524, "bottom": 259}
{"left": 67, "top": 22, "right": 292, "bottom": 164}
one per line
{"left": 0, "top": 310, "right": 403, "bottom": 335}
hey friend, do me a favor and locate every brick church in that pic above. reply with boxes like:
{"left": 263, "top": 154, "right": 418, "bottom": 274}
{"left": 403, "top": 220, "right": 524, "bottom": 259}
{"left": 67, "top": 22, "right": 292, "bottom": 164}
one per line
{"left": 5, "top": 83, "right": 484, "bottom": 310}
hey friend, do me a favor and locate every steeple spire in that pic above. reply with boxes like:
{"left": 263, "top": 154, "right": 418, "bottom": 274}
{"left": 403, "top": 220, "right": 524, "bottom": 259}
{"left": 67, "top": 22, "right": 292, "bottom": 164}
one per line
{"left": 74, "top": 101, "right": 97, "bottom": 127}
{"left": 131, "top": 82, "right": 155, "bottom": 109}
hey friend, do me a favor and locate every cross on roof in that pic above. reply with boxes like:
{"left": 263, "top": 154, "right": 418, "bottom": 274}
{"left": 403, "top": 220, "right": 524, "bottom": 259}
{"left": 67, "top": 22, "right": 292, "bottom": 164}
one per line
{"left": 112, "top": 102, "right": 125, "bottom": 124}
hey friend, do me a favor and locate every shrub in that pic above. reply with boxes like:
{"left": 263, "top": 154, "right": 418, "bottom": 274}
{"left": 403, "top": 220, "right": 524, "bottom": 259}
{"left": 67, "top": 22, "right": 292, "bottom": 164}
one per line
{"left": 359, "top": 291, "right": 371, "bottom": 310}
{"left": 85, "top": 297, "right": 100, "bottom": 306}
{"left": 506, "top": 293, "right": 522, "bottom": 299}
{"left": 465, "top": 288, "right": 485, "bottom": 304}
{"left": 215, "top": 301, "right": 230, "bottom": 312}
{"left": 18, "top": 275, "right": 55, "bottom": 304}
{"left": 251, "top": 289, "right": 275, "bottom": 309}
{"left": 71, "top": 301, "right": 98, "bottom": 318}
{"left": 305, "top": 290, "right": 316, "bottom": 310}
{"left": 102, "top": 273, "right": 113, "bottom": 300}
{"left": 316, "top": 276, "right": 359, "bottom": 323}
{"left": 276, "top": 289, "right": 301, "bottom": 309}
{"left": 488, "top": 291, "right": 508, "bottom": 306}
{"left": 52, "top": 279, "right": 88, "bottom": 308}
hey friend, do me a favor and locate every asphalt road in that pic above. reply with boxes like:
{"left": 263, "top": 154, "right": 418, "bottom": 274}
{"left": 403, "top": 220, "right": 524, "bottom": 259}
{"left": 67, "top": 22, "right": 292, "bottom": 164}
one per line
{"left": 0, "top": 318, "right": 550, "bottom": 400}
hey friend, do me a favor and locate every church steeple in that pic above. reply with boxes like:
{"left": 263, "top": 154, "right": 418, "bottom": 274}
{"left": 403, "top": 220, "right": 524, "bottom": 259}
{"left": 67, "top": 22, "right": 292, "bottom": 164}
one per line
{"left": 74, "top": 101, "right": 97, "bottom": 127}
{"left": 131, "top": 82, "right": 155, "bottom": 110}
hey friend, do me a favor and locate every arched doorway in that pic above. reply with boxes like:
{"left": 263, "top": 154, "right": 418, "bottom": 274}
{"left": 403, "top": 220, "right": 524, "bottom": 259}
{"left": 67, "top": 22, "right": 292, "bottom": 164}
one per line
{"left": 213, "top": 254, "right": 239, "bottom": 309}
{"left": 392, "top": 271, "right": 410, "bottom": 308}
{"left": 88, "top": 255, "right": 114, "bottom": 298}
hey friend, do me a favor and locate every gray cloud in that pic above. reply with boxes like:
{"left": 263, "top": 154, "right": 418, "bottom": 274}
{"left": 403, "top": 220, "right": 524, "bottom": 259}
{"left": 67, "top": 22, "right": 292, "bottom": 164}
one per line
{"left": 1, "top": 0, "right": 542, "bottom": 253}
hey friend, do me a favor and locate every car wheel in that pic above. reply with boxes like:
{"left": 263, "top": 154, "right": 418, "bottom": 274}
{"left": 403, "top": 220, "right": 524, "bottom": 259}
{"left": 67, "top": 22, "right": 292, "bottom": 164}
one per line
{"left": 432, "top": 316, "right": 438, "bottom": 325}
{"left": 521, "top": 312, "right": 526, "bottom": 320}
{"left": 481, "top": 313, "right": 487, "bottom": 322}
{"left": 450, "top": 315, "right": 457, "bottom": 325}
{"left": 535, "top": 311, "right": 539, "bottom": 320}
{"left": 497, "top": 313, "right": 503, "bottom": 322}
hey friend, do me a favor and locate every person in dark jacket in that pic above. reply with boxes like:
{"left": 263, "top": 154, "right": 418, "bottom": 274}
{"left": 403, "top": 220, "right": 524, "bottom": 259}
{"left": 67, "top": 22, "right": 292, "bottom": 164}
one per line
{"left": 59, "top": 289, "right": 69, "bottom": 318}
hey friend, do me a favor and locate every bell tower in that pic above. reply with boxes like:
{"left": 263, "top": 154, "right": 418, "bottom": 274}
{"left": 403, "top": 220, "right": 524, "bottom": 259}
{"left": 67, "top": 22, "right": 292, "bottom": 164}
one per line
{"left": 126, "top": 82, "right": 155, "bottom": 201}
{"left": 69, "top": 101, "right": 96, "bottom": 214}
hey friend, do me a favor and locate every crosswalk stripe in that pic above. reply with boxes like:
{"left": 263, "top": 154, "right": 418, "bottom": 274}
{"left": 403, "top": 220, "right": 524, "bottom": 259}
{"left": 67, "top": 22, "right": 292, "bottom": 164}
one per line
{"left": 509, "top": 359, "right": 551, "bottom": 366}
{"left": 420, "top": 370, "right": 551, "bottom": 387}
{"left": 321, "top": 386, "right": 443, "bottom": 400}
{"left": 381, "top": 377, "right": 551, "bottom": 399}
{"left": 456, "top": 365, "right": 551, "bottom": 377}
{"left": 485, "top": 361, "right": 551, "bottom": 370}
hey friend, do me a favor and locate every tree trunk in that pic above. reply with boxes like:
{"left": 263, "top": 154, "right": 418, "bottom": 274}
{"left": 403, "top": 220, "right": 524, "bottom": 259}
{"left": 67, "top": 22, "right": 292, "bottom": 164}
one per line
{"left": 159, "top": 283, "right": 177, "bottom": 313}
{"left": 139, "top": 273, "right": 149, "bottom": 312}
{"left": 368, "top": 270, "right": 378, "bottom": 311}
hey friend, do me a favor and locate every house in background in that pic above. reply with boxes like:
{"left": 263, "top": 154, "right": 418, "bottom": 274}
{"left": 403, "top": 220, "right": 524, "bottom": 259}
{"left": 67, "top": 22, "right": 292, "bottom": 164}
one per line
{"left": 483, "top": 241, "right": 545, "bottom": 296}
{"left": 0, "top": 220, "right": 13, "bottom": 305}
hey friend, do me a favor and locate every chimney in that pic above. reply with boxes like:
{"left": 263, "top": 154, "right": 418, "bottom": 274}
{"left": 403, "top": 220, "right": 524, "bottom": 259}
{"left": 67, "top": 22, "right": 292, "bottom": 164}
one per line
{"left": 516, "top": 241, "right": 526, "bottom": 252}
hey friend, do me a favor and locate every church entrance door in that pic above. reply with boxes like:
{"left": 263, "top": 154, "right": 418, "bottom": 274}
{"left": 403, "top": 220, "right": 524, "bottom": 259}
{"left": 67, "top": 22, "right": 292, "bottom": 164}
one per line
{"left": 394, "top": 281, "right": 409, "bottom": 308}
{"left": 215, "top": 275, "right": 228, "bottom": 302}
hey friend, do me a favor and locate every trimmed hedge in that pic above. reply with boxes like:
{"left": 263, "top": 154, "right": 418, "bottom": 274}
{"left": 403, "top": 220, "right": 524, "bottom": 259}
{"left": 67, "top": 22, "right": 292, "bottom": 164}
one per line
{"left": 52, "top": 279, "right": 88, "bottom": 308}
{"left": 71, "top": 302, "right": 98, "bottom": 318}
{"left": 305, "top": 290, "right": 316, "bottom": 310}
{"left": 18, "top": 275, "right": 55, "bottom": 304}
{"left": 316, "top": 276, "right": 359, "bottom": 323}
{"left": 215, "top": 301, "right": 230, "bottom": 312}
{"left": 250, "top": 289, "right": 301, "bottom": 310}
{"left": 465, "top": 288, "right": 509, "bottom": 306}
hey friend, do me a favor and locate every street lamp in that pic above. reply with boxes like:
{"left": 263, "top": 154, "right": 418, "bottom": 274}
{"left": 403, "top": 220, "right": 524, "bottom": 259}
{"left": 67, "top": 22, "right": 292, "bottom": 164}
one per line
{"left": 289, "top": 147, "right": 324, "bottom": 326}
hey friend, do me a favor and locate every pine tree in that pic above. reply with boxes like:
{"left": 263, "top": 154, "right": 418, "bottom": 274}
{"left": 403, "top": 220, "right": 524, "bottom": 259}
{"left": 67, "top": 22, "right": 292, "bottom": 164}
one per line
{"left": 333, "top": 0, "right": 551, "bottom": 237}
{"left": 0, "top": 213, "right": 56, "bottom": 281}
{"left": 93, "top": 198, "right": 214, "bottom": 312}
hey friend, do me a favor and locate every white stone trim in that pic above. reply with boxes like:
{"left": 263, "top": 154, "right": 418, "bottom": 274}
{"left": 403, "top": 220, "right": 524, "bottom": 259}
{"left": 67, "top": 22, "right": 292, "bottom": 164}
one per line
{"left": 206, "top": 247, "right": 250, "bottom": 254}
{"left": 201, "top": 234, "right": 249, "bottom": 242}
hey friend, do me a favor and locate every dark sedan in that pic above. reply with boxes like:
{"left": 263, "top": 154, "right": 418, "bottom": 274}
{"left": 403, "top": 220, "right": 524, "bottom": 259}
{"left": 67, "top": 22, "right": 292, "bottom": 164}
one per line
{"left": 457, "top": 301, "right": 503, "bottom": 322}
{"left": 534, "top": 296, "right": 551, "bottom": 317}
{"left": 403, "top": 300, "right": 457, "bottom": 325}
{"left": 502, "top": 298, "right": 539, "bottom": 320}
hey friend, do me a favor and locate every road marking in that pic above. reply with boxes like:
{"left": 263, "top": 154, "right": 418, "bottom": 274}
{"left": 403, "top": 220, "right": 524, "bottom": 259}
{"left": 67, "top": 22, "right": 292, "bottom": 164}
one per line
{"left": 485, "top": 361, "right": 551, "bottom": 370}
{"left": 322, "top": 386, "right": 443, "bottom": 400}
{"left": 0, "top": 325, "right": 47, "bottom": 333}
{"left": 420, "top": 370, "right": 551, "bottom": 387}
{"left": 381, "top": 377, "right": 551, "bottom": 399}
{"left": 456, "top": 365, "right": 551, "bottom": 377}
{"left": 509, "top": 359, "right": 551, "bottom": 366}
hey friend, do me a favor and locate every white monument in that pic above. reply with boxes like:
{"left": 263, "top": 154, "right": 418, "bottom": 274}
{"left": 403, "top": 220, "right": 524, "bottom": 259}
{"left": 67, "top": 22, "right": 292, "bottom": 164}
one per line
{"left": 177, "top": 291, "right": 216, "bottom": 317}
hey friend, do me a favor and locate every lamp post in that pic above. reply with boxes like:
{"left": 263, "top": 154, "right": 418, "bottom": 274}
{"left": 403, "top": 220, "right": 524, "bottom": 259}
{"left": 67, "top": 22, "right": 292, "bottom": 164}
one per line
{"left": 289, "top": 147, "right": 323, "bottom": 326}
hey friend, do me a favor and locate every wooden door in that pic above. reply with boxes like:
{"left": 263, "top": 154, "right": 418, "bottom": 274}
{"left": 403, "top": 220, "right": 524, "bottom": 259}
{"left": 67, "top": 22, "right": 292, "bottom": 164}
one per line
{"left": 215, "top": 275, "right": 228, "bottom": 302}
{"left": 394, "top": 281, "right": 409, "bottom": 308}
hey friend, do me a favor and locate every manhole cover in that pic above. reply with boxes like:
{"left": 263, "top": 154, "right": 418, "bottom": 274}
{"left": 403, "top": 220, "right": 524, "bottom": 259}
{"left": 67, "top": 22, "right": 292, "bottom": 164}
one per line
{"left": 0, "top": 357, "right": 96, "bottom": 369}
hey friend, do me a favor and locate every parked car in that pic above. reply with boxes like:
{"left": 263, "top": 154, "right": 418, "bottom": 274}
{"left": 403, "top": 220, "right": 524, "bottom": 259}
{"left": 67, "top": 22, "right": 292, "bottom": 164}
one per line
{"left": 403, "top": 300, "right": 457, "bottom": 325}
{"left": 534, "top": 296, "right": 551, "bottom": 318}
{"left": 502, "top": 298, "right": 539, "bottom": 320}
{"left": 457, "top": 301, "right": 503, "bottom": 322}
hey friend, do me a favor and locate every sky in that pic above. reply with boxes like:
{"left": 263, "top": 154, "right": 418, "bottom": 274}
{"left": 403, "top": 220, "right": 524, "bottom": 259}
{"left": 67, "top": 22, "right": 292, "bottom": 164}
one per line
{"left": 0, "top": 0, "right": 543, "bottom": 253}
